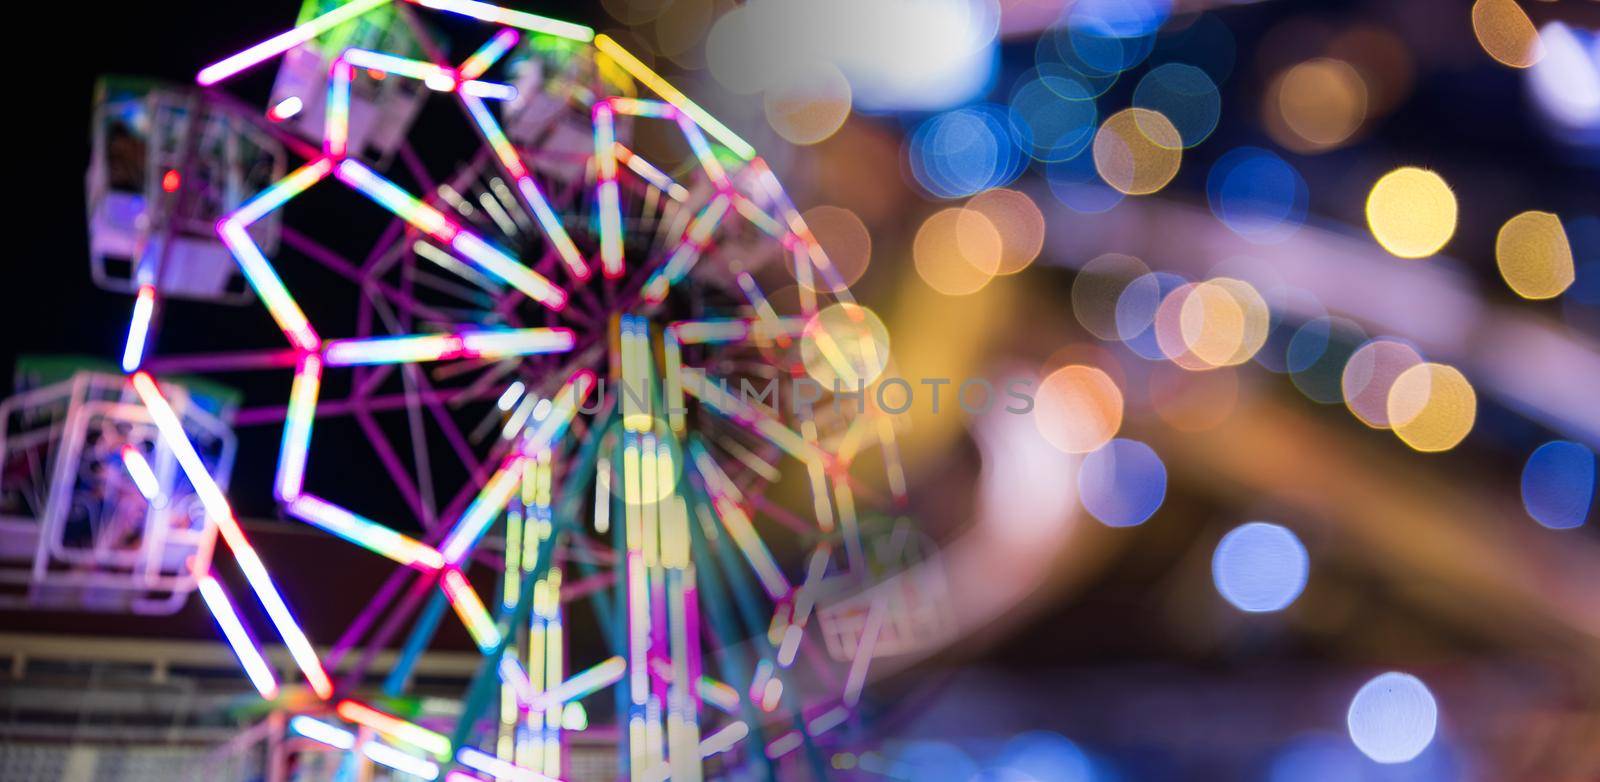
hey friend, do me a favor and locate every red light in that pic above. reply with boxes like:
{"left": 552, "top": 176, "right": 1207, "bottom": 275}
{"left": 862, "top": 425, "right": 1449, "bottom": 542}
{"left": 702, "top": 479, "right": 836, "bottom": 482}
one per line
{"left": 161, "top": 169, "right": 181, "bottom": 192}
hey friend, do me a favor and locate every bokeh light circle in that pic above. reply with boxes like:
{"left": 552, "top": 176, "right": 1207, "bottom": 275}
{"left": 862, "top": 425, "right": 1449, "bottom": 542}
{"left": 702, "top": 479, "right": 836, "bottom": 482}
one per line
{"left": 913, "top": 207, "right": 1003, "bottom": 296}
{"left": 1034, "top": 365, "right": 1125, "bottom": 454}
{"left": 967, "top": 188, "right": 1047, "bottom": 275}
{"left": 800, "top": 302, "right": 891, "bottom": 388}
{"left": 1387, "top": 363, "right": 1476, "bottom": 452}
{"left": 1132, "top": 63, "right": 1221, "bottom": 147}
{"left": 1092, "top": 108, "right": 1183, "bottom": 196}
{"left": 1009, "top": 74, "right": 1099, "bottom": 162}
{"left": 1078, "top": 438, "right": 1167, "bottom": 527}
{"left": 1074, "top": 253, "right": 1152, "bottom": 340}
{"left": 1212, "top": 522, "right": 1309, "bottom": 613}
{"left": 1206, "top": 147, "right": 1308, "bottom": 243}
{"left": 1472, "top": 0, "right": 1544, "bottom": 69}
{"left": 910, "top": 105, "right": 1026, "bottom": 198}
{"left": 1117, "top": 271, "right": 1188, "bottom": 360}
{"left": 1266, "top": 58, "right": 1368, "bottom": 153}
{"left": 1340, "top": 338, "right": 1425, "bottom": 429}
{"left": 1347, "top": 672, "right": 1439, "bottom": 764}
{"left": 997, "top": 731, "right": 1095, "bottom": 782}
{"left": 1521, "top": 441, "right": 1595, "bottom": 530}
{"left": 1495, "top": 210, "right": 1575, "bottom": 299}
{"left": 798, "top": 205, "right": 872, "bottom": 292}
{"left": 1366, "top": 167, "right": 1458, "bottom": 259}
{"left": 763, "top": 60, "right": 853, "bottom": 145}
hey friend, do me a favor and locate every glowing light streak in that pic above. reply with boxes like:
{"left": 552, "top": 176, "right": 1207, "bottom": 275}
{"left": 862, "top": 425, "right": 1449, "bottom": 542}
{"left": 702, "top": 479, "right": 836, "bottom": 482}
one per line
{"left": 218, "top": 220, "right": 320, "bottom": 352}
{"left": 594, "top": 103, "right": 623, "bottom": 278}
{"left": 364, "top": 741, "right": 441, "bottom": 779}
{"left": 195, "top": 0, "right": 392, "bottom": 85}
{"left": 336, "top": 700, "right": 453, "bottom": 759}
{"left": 322, "top": 329, "right": 572, "bottom": 366}
{"left": 231, "top": 157, "right": 335, "bottom": 226}
{"left": 456, "top": 746, "right": 560, "bottom": 781}
{"left": 336, "top": 159, "right": 458, "bottom": 241}
{"left": 409, "top": 0, "right": 595, "bottom": 41}
{"left": 442, "top": 567, "right": 503, "bottom": 651}
{"left": 593, "top": 34, "right": 754, "bottom": 160}
{"left": 327, "top": 61, "right": 352, "bottom": 156}
{"left": 440, "top": 458, "right": 527, "bottom": 565}
{"left": 289, "top": 716, "right": 355, "bottom": 749}
{"left": 268, "top": 96, "right": 303, "bottom": 121}
{"left": 515, "top": 176, "right": 588, "bottom": 279}
{"left": 122, "top": 285, "right": 155, "bottom": 372}
{"left": 276, "top": 354, "right": 320, "bottom": 501}
{"left": 615, "top": 144, "right": 689, "bottom": 201}
{"left": 698, "top": 677, "right": 740, "bottom": 713}
{"left": 344, "top": 48, "right": 453, "bottom": 84}
{"left": 118, "top": 444, "right": 163, "bottom": 504}
{"left": 450, "top": 232, "right": 568, "bottom": 310}
{"left": 524, "top": 656, "right": 626, "bottom": 711}
{"left": 460, "top": 80, "right": 518, "bottom": 100}
{"left": 197, "top": 575, "right": 279, "bottom": 699}
{"left": 680, "top": 370, "right": 815, "bottom": 461}
{"left": 700, "top": 721, "right": 748, "bottom": 757}
{"left": 134, "top": 373, "right": 332, "bottom": 699}
{"left": 642, "top": 195, "right": 730, "bottom": 302}
{"left": 459, "top": 29, "right": 520, "bottom": 79}
{"left": 288, "top": 495, "right": 444, "bottom": 570}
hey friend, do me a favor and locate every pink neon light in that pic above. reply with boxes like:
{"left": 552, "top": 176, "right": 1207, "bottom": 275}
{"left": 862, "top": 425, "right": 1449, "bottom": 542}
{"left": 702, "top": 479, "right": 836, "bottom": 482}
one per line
{"left": 268, "top": 96, "right": 304, "bottom": 121}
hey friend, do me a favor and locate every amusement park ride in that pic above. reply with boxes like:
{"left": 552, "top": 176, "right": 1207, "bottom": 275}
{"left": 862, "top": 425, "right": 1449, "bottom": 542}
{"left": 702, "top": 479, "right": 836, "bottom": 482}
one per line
{"left": 0, "top": 0, "right": 949, "bottom": 779}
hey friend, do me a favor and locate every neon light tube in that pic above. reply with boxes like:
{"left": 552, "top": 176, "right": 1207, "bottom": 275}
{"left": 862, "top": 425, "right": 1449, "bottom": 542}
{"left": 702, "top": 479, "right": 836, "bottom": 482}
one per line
{"left": 615, "top": 145, "right": 689, "bottom": 201}
{"left": 231, "top": 157, "right": 334, "bottom": 227}
{"left": 450, "top": 232, "right": 567, "bottom": 310}
{"left": 327, "top": 60, "right": 352, "bottom": 156}
{"left": 458, "top": 29, "right": 519, "bottom": 79}
{"left": 441, "top": 567, "right": 502, "bottom": 651}
{"left": 607, "top": 97, "right": 678, "bottom": 119}
{"left": 408, "top": 0, "right": 594, "bottom": 41}
{"left": 364, "top": 741, "right": 441, "bottom": 780}
{"left": 196, "top": 0, "right": 392, "bottom": 85}
{"left": 711, "top": 497, "right": 790, "bottom": 600}
{"left": 218, "top": 220, "right": 319, "bottom": 348}
{"left": 593, "top": 34, "right": 754, "bottom": 160}
{"left": 701, "top": 721, "right": 748, "bottom": 757}
{"left": 197, "top": 574, "right": 279, "bottom": 699}
{"left": 526, "top": 655, "right": 626, "bottom": 711}
{"left": 122, "top": 285, "right": 156, "bottom": 372}
{"left": 459, "top": 328, "right": 575, "bottom": 358}
{"left": 289, "top": 715, "right": 356, "bottom": 750}
{"left": 698, "top": 677, "right": 740, "bottom": 714}
{"left": 515, "top": 176, "right": 588, "bottom": 279}
{"left": 463, "top": 94, "right": 527, "bottom": 178}
{"left": 670, "top": 319, "right": 750, "bottom": 345}
{"left": 518, "top": 371, "right": 593, "bottom": 455}
{"left": 439, "top": 457, "right": 526, "bottom": 564}
{"left": 676, "top": 115, "right": 728, "bottom": 187}
{"left": 642, "top": 195, "right": 729, "bottom": 301}
{"left": 325, "top": 333, "right": 463, "bottom": 366}
{"left": 268, "top": 96, "right": 303, "bottom": 121}
{"left": 336, "top": 700, "right": 453, "bottom": 759}
{"left": 134, "top": 373, "right": 332, "bottom": 699}
{"left": 289, "top": 495, "right": 444, "bottom": 570}
{"left": 276, "top": 355, "right": 320, "bottom": 501}
{"left": 336, "top": 159, "right": 458, "bottom": 242}
{"left": 460, "top": 80, "right": 517, "bottom": 100}
{"left": 343, "top": 48, "right": 451, "bottom": 84}
{"left": 593, "top": 103, "right": 623, "bottom": 278}
{"left": 218, "top": 220, "right": 320, "bottom": 352}
{"left": 120, "top": 444, "right": 163, "bottom": 505}
{"left": 497, "top": 381, "right": 525, "bottom": 411}
{"left": 456, "top": 746, "right": 560, "bottom": 781}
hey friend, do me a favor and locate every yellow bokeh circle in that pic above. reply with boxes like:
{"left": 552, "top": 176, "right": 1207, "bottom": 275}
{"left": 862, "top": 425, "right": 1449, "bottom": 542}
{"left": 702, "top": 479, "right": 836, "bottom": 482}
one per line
{"left": 1092, "top": 108, "right": 1183, "bottom": 196}
{"left": 1366, "top": 167, "right": 1457, "bottom": 259}
{"left": 1387, "top": 363, "right": 1477, "bottom": 452}
{"left": 1495, "top": 210, "right": 1574, "bottom": 300}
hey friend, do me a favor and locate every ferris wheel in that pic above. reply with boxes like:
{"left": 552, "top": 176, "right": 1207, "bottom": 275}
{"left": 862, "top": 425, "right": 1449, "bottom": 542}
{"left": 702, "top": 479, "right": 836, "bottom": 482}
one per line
{"left": 55, "top": 1, "right": 952, "bottom": 780}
